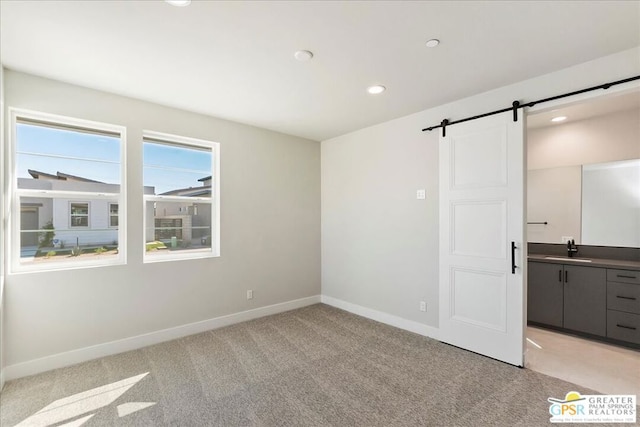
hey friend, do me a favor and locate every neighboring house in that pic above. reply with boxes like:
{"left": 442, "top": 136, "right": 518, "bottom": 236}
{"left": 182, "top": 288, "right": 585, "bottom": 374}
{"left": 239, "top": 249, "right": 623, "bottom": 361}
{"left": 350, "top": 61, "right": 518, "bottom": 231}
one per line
{"left": 19, "top": 170, "right": 122, "bottom": 249}
{"left": 154, "top": 175, "right": 212, "bottom": 243}
{"left": 20, "top": 169, "right": 210, "bottom": 249}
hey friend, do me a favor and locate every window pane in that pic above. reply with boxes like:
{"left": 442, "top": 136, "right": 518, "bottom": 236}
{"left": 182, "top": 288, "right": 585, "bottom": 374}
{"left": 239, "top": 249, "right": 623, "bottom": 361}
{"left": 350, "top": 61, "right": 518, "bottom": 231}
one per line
{"left": 145, "top": 200, "right": 212, "bottom": 255}
{"left": 70, "top": 203, "right": 89, "bottom": 215}
{"left": 17, "top": 123, "right": 120, "bottom": 192}
{"left": 19, "top": 196, "right": 119, "bottom": 266}
{"left": 143, "top": 141, "right": 212, "bottom": 196}
{"left": 70, "top": 202, "right": 89, "bottom": 227}
{"left": 109, "top": 203, "right": 119, "bottom": 227}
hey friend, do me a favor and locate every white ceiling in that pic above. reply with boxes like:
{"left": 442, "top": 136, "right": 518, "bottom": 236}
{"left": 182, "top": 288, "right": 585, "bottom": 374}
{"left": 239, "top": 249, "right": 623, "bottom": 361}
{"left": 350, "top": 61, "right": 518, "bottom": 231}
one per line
{"left": 1, "top": 1, "right": 639, "bottom": 141}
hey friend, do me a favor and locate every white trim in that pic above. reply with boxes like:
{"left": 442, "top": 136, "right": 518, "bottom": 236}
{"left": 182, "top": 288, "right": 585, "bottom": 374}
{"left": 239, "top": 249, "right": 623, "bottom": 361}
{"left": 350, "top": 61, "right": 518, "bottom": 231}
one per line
{"left": 144, "top": 248, "right": 217, "bottom": 263}
{"left": 9, "top": 258, "right": 125, "bottom": 276}
{"left": 10, "top": 107, "right": 126, "bottom": 136}
{"left": 0, "top": 64, "right": 6, "bottom": 392}
{"left": 16, "top": 189, "right": 119, "bottom": 200}
{"left": 320, "top": 295, "right": 440, "bottom": 340}
{"left": 143, "top": 130, "right": 216, "bottom": 151}
{"left": 146, "top": 195, "right": 212, "bottom": 203}
{"left": 3, "top": 295, "right": 321, "bottom": 381}
{"left": 214, "top": 142, "right": 221, "bottom": 257}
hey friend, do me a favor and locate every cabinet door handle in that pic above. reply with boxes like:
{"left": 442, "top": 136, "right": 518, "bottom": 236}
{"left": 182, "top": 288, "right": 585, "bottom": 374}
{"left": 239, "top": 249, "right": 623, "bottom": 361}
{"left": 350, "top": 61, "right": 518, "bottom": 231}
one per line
{"left": 564, "top": 270, "right": 568, "bottom": 283}
{"left": 616, "top": 295, "right": 637, "bottom": 301}
{"left": 616, "top": 324, "right": 637, "bottom": 331}
{"left": 511, "top": 242, "right": 517, "bottom": 274}
{"left": 617, "top": 274, "right": 637, "bottom": 279}
{"left": 558, "top": 270, "right": 562, "bottom": 282}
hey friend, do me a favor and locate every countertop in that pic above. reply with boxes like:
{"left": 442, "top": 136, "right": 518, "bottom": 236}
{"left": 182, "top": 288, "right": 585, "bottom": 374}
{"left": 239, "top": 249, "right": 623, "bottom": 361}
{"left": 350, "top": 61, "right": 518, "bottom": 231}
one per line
{"left": 528, "top": 253, "right": 640, "bottom": 271}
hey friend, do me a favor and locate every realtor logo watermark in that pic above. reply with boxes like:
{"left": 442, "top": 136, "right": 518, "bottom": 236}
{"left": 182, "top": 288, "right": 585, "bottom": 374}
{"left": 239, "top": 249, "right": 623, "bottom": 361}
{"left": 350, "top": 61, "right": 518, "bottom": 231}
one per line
{"left": 548, "top": 391, "right": 636, "bottom": 423}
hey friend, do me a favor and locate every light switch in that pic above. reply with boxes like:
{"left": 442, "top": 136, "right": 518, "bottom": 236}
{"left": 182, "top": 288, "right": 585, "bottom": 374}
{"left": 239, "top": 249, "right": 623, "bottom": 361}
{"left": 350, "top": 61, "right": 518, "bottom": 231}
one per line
{"left": 416, "top": 189, "right": 426, "bottom": 200}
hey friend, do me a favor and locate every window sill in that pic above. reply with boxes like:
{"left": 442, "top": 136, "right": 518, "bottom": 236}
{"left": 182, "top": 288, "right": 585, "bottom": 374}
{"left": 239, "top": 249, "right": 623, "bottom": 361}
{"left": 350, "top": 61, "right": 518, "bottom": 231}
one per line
{"left": 143, "top": 248, "right": 219, "bottom": 264}
{"left": 10, "top": 256, "right": 126, "bottom": 275}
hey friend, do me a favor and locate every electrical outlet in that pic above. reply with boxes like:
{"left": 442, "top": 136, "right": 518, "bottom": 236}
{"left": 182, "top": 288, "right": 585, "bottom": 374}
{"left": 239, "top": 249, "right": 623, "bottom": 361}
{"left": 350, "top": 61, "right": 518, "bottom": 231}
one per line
{"left": 416, "top": 189, "right": 426, "bottom": 200}
{"left": 247, "top": 290, "right": 253, "bottom": 300}
{"left": 561, "top": 236, "right": 574, "bottom": 244}
{"left": 419, "top": 301, "right": 427, "bottom": 312}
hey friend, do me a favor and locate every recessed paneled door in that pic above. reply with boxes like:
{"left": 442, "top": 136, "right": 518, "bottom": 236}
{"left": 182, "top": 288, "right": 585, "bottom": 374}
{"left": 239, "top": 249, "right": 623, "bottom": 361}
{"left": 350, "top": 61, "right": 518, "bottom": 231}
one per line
{"left": 439, "top": 111, "right": 525, "bottom": 366}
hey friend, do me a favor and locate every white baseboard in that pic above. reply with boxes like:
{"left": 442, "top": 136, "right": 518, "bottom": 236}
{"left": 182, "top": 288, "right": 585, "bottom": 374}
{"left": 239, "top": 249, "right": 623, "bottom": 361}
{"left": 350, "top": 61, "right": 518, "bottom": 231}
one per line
{"left": 320, "top": 295, "right": 440, "bottom": 340}
{"left": 4, "top": 295, "right": 321, "bottom": 381}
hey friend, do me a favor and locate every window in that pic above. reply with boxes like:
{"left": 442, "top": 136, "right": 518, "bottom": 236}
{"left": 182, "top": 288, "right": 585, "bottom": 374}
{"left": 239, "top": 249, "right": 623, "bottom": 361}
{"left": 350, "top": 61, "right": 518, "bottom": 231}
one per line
{"left": 70, "top": 202, "right": 90, "bottom": 227}
{"left": 9, "top": 108, "right": 126, "bottom": 272}
{"left": 109, "top": 203, "right": 118, "bottom": 227}
{"left": 143, "top": 131, "right": 219, "bottom": 261}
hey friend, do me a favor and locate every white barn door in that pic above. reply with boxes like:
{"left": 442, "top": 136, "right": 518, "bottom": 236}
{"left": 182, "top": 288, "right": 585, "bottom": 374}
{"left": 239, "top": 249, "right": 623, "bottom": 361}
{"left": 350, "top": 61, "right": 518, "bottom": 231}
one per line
{"left": 439, "top": 111, "right": 525, "bottom": 366}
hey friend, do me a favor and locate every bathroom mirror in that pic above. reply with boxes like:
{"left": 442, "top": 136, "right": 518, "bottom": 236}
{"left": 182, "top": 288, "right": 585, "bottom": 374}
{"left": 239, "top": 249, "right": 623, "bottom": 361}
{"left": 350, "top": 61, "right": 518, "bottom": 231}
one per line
{"left": 582, "top": 159, "right": 640, "bottom": 247}
{"left": 527, "top": 159, "right": 640, "bottom": 247}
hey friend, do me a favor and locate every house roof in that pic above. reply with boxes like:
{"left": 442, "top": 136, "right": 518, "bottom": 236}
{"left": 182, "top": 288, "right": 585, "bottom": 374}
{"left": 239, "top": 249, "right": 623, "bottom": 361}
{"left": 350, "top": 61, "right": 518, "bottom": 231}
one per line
{"left": 160, "top": 185, "right": 212, "bottom": 197}
{"left": 197, "top": 176, "right": 212, "bottom": 182}
{"left": 28, "top": 169, "right": 104, "bottom": 183}
{"left": 27, "top": 169, "right": 59, "bottom": 180}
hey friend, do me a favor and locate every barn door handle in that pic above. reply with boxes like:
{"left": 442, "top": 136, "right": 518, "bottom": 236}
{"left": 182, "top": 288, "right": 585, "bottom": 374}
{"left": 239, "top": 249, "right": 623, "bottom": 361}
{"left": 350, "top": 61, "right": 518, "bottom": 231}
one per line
{"left": 511, "top": 242, "right": 517, "bottom": 274}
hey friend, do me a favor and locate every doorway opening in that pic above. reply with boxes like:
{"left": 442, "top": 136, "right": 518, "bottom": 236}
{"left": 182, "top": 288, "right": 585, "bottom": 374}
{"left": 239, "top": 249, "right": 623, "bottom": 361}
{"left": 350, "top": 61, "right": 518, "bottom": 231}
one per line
{"left": 524, "top": 88, "right": 640, "bottom": 396}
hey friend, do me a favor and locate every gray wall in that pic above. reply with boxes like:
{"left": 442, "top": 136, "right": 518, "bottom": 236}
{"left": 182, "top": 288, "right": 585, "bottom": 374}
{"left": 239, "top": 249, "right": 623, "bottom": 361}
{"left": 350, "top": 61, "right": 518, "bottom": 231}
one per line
{"left": 321, "top": 47, "right": 640, "bottom": 329}
{"left": 3, "top": 70, "right": 320, "bottom": 368}
{"left": 528, "top": 108, "right": 640, "bottom": 171}
{"left": 527, "top": 166, "right": 582, "bottom": 244}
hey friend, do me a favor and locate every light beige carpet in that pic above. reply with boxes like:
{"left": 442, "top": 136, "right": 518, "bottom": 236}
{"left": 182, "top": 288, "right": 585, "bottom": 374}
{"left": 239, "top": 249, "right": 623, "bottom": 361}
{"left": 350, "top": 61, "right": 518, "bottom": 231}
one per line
{"left": 0, "top": 304, "right": 618, "bottom": 426}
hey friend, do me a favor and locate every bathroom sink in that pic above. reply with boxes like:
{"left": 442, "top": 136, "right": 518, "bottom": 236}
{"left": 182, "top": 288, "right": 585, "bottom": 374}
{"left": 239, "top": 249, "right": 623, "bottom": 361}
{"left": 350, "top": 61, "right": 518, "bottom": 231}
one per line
{"left": 544, "top": 256, "right": 592, "bottom": 263}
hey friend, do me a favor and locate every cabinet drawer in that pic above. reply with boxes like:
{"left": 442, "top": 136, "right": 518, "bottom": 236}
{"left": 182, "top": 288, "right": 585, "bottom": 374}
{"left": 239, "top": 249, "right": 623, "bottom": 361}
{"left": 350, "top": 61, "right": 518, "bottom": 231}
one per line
{"left": 607, "top": 310, "right": 640, "bottom": 344}
{"left": 607, "top": 282, "right": 640, "bottom": 314}
{"left": 607, "top": 269, "right": 640, "bottom": 285}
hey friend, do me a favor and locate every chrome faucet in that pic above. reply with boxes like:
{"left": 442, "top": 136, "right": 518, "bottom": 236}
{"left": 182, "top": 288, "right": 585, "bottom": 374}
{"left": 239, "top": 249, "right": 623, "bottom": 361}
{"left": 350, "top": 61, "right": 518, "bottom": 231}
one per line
{"left": 567, "top": 239, "right": 578, "bottom": 258}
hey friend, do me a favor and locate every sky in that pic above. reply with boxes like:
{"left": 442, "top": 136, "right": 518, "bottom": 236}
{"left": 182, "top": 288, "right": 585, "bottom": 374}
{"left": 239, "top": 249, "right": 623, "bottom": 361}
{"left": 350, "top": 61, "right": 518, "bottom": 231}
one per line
{"left": 16, "top": 123, "right": 212, "bottom": 195}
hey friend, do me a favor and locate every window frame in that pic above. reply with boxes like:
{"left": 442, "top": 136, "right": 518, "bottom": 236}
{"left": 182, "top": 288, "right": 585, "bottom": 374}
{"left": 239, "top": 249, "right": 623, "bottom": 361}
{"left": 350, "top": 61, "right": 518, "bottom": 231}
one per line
{"left": 142, "top": 130, "right": 220, "bottom": 263}
{"left": 8, "top": 108, "right": 127, "bottom": 273}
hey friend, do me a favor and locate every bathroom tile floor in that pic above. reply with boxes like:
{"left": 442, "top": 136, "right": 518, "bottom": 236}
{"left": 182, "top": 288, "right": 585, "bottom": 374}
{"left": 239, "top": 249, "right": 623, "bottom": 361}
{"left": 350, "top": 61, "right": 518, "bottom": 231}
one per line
{"left": 526, "top": 326, "right": 640, "bottom": 397}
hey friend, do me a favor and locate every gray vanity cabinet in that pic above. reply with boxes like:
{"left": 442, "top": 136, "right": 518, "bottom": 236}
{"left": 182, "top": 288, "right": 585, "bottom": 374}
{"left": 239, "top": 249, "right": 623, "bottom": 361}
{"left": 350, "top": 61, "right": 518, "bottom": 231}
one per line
{"left": 606, "top": 269, "right": 640, "bottom": 344}
{"left": 528, "top": 262, "right": 563, "bottom": 327}
{"left": 528, "top": 262, "right": 606, "bottom": 336}
{"left": 563, "top": 265, "right": 607, "bottom": 336}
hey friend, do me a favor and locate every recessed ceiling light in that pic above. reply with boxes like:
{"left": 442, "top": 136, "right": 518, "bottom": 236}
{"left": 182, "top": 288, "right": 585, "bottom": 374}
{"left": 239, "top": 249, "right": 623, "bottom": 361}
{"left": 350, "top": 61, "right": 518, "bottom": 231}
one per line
{"left": 367, "top": 85, "right": 386, "bottom": 95}
{"left": 294, "top": 50, "right": 314, "bottom": 61}
{"left": 551, "top": 116, "right": 567, "bottom": 122}
{"left": 426, "top": 39, "right": 440, "bottom": 48}
{"left": 165, "top": 0, "right": 191, "bottom": 6}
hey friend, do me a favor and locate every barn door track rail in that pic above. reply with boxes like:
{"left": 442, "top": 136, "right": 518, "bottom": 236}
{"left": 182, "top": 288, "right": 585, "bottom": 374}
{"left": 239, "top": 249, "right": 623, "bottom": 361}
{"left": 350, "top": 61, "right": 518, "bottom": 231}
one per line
{"left": 422, "top": 75, "right": 640, "bottom": 137}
